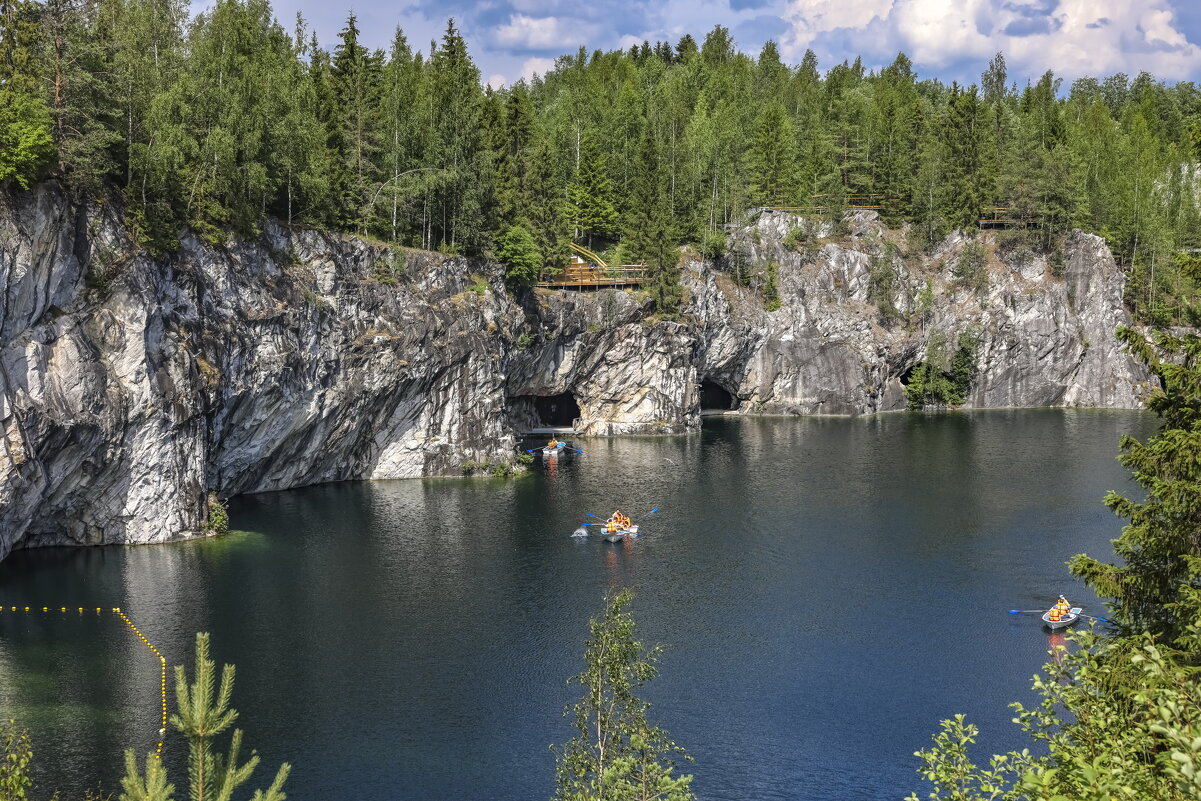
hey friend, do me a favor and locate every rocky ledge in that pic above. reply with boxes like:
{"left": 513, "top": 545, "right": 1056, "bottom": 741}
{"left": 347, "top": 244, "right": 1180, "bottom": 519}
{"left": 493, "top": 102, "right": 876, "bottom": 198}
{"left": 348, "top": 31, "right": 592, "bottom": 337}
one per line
{"left": 0, "top": 187, "right": 1152, "bottom": 557}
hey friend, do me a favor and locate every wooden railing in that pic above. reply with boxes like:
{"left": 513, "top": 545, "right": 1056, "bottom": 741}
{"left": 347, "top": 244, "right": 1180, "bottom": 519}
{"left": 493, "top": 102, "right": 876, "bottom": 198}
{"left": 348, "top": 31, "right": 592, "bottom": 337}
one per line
{"left": 537, "top": 264, "right": 645, "bottom": 288}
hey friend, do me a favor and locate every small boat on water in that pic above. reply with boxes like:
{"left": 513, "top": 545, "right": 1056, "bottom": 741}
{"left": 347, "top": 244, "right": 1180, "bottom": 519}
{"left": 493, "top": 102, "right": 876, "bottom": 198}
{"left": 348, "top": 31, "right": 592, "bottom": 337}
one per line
{"left": 1042, "top": 606, "right": 1082, "bottom": 630}
{"left": 602, "top": 525, "right": 638, "bottom": 543}
{"left": 543, "top": 441, "right": 567, "bottom": 456}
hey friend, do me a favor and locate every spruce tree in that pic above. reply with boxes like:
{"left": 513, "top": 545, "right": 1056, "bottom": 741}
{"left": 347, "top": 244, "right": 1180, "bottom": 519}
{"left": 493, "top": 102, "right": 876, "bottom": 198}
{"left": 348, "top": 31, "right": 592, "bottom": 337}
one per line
{"left": 428, "top": 18, "right": 484, "bottom": 253}
{"left": 1070, "top": 329, "right": 1201, "bottom": 641}
{"left": 625, "top": 124, "right": 681, "bottom": 314}
{"left": 567, "top": 132, "right": 618, "bottom": 247}
{"left": 553, "top": 590, "right": 695, "bottom": 801}
{"left": 524, "top": 135, "right": 570, "bottom": 272}
{"left": 748, "top": 99, "right": 797, "bottom": 207}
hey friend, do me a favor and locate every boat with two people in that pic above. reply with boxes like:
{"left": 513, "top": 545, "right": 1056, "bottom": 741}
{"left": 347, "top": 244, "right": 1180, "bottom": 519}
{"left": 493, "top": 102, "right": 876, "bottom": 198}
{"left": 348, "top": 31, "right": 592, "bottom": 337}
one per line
{"left": 1008, "top": 595, "right": 1105, "bottom": 629}
{"left": 1042, "top": 595, "right": 1081, "bottom": 630}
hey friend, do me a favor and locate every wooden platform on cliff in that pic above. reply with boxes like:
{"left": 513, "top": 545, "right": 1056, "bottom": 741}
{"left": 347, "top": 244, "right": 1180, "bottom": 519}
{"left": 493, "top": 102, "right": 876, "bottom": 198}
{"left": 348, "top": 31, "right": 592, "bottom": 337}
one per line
{"left": 536, "top": 264, "right": 645, "bottom": 289}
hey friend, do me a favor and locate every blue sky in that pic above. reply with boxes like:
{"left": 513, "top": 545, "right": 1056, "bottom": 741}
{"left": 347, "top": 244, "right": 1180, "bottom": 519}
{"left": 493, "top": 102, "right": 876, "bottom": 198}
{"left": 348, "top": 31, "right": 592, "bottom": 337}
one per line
{"left": 222, "top": 0, "right": 1201, "bottom": 88}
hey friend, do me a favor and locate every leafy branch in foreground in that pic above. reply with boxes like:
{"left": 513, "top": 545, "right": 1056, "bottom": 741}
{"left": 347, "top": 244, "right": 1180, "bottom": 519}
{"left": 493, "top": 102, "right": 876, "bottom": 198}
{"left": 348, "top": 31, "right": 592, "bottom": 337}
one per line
{"left": 120, "top": 632, "right": 290, "bottom": 801}
{"left": 553, "top": 588, "right": 695, "bottom": 801}
{"left": 1, "top": 720, "right": 34, "bottom": 801}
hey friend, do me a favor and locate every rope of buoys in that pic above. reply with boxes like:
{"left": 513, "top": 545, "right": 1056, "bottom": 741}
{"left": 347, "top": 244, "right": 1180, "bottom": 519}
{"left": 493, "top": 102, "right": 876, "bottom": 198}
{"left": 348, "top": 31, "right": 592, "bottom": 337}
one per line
{"left": 1, "top": 605, "right": 168, "bottom": 757}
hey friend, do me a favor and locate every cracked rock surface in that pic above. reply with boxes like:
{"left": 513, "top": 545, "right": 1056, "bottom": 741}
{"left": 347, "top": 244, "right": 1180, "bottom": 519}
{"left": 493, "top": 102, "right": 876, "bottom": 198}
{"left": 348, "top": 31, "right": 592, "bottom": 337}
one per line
{"left": 0, "top": 190, "right": 1152, "bottom": 558}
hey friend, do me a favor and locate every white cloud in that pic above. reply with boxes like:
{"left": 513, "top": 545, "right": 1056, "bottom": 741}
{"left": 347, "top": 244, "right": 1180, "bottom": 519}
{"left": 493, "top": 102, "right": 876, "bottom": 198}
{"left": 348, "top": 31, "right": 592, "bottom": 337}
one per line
{"left": 780, "top": 0, "right": 1201, "bottom": 80}
{"left": 487, "top": 73, "right": 509, "bottom": 89}
{"left": 520, "top": 56, "right": 559, "bottom": 80}
{"left": 494, "top": 13, "right": 599, "bottom": 50}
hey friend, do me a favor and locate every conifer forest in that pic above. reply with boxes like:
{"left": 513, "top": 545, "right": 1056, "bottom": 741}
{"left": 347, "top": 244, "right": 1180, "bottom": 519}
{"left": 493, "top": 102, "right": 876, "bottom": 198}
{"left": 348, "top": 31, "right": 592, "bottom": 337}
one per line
{"left": 1, "top": 0, "right": 1200, "bottom": 322}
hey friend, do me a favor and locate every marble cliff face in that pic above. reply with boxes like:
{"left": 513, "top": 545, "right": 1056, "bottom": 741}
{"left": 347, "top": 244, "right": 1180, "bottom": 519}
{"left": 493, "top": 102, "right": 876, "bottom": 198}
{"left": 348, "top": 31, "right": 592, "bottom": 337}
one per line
{"left": 0, "top": 187, "right": 1151, "bottom": 557}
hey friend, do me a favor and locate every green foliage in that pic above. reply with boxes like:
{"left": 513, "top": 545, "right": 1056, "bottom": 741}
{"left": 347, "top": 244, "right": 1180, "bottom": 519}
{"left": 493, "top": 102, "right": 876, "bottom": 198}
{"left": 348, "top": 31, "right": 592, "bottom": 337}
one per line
{"left": 763, "top": 260, "right": 781, "bottom": 311}
{"left": 781, "top": 225, "right": 806, "bottom": 252}
{"left": 1070, "top": 329, "right": 1201, "bottom": 640}
{"left": 914, "top": 279, "right": 935, "bottom": 324}
{"left": 699, "top": 229, "right": 726, "bottom": 260}
{"left": 1, "top": 721, "right": 33, "bottom": 801}
{"left": 468, "top": 275, "right": 490, "bottom": 296}
{"left": 497, "top": 224, "right": 543, "bottom": 290}
{"left": 951, "top": 242, "right": 988, "bottom": 295}
{"left": 908, "top": 600, "right": 1201, "bottom": 801}
{"left": 625, "top": 124, "right": 682, "bottom": 316}
{"left": 372, "top": 247, "right": 406, "bottom": 284}
{"left": 906, "top": 329, "right": 979, "bottom": 409}
{"left": 553, "top": 589, "right": 695, "bottom": 801}
{"left": 5, "top": 6, "right": 1199, "bottom": 330}
{"left": 910, "top": 327, "right": 1201, "bottom": 801}
{"left": 120, "top": 750, "right": 175, "bottom": 801}
{"left": 0, "top": 83, "right": 54, "bottom": 189}
{"left": 119, "top": 633, "right": 290, "bottom": 801}
{"left": 868, "top": 254, "right": 900, "bottom": 322}
{"left": 568, "top": 133, "right": 619, "bottom": 247}
{"left": 204, "top": 493, "right": 230, "bottom": 536}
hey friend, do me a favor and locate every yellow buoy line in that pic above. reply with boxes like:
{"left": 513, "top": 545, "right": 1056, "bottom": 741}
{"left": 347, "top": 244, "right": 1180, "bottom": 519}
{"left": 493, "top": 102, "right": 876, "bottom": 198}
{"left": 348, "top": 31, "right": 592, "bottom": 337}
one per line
{"left": 0, "top": 605, "right": 168, "bottom": 757}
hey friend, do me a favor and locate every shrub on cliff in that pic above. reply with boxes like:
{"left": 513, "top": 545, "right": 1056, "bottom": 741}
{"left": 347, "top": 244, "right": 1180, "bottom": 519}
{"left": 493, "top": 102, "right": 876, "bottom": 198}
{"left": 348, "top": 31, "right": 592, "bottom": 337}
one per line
{"left": 204, "top": 493, "right": 229, "bottom": 536}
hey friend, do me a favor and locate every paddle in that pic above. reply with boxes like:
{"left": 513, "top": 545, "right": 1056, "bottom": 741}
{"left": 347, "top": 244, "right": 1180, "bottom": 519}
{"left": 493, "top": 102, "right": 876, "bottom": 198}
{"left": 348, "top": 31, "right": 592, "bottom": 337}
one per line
{"left": 1078, "top": 613, "right": 1110, "bottom": 622}
{"left": 646, "top": 507, "right": 661, "bottom": 515}
{"left": 1009, "top": 610, "right": 1045, "bottom": 614}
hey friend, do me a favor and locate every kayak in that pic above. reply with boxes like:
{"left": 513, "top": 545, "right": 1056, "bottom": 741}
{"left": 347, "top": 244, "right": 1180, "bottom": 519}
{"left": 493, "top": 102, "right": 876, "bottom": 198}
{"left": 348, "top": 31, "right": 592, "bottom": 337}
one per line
{"left": 603, "top": 525, "right": 638, "bottom": 542}
{"left": 1042, "top": 607, "right": 1081, "bottom": 630}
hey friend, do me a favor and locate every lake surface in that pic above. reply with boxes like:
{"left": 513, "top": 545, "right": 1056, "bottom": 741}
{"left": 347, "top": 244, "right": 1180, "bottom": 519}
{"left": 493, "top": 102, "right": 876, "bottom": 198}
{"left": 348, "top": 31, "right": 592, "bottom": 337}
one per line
{"left": 0, "top": 410, "right": 1156, "bottom": 800}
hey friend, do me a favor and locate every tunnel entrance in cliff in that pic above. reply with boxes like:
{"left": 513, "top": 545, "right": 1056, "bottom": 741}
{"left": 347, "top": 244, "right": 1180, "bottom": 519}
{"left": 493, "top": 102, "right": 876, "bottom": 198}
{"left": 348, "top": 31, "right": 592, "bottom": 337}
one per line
{"left": 700, "top": 380, "right": 738, "bottom": 411}
{"left": 521, "top": 392, "right": 580, "bottom": 428}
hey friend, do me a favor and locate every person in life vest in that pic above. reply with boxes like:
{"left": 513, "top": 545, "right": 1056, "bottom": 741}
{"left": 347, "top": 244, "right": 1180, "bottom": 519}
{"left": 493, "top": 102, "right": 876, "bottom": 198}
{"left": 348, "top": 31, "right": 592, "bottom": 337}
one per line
{"left": 1048, "top": 607, "right": 1062, "bottom": 622}
{"left": 547, "top": 438, "right": 559, "bottom": 449}
{"left": 605, "top": 518, "right": 619, "bottom": 535}
{"left": 1056, "top": 595, "right": 1071, "bottom": 615}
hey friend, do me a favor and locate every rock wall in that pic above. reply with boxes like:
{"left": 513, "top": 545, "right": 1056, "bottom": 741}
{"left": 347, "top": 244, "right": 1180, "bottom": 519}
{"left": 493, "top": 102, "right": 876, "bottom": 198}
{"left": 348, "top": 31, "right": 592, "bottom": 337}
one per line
{"left": 0, "top": 188, "right": 1154, "bottom": 558}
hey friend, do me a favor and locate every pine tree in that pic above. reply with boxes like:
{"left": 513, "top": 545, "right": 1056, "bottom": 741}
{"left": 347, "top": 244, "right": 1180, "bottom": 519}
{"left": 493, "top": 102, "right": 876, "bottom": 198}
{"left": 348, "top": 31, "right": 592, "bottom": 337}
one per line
{"left": 553, "top": 590, "right": 696, "bottom": 801}
{"left": 39, "top": 0, "right": 121, "bottom": 191}
{"left": 120, "top": 633, "right": 289, "bottom": 801}
{"left": 940, "top": 84, "right": 990, "bottom": 231}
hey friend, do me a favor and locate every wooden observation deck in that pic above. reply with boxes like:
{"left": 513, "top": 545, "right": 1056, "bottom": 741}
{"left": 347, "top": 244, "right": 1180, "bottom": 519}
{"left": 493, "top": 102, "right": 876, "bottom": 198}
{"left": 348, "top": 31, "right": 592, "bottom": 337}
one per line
{"left": 536, "top": 243, "right": 645, "bottom": 289}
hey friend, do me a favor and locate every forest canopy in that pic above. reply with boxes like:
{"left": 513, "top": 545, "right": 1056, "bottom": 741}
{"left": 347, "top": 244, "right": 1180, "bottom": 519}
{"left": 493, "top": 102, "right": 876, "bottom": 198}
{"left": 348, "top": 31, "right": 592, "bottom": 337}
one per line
{"left": 2, "top": 0, "right": 1200, "bottom": 320}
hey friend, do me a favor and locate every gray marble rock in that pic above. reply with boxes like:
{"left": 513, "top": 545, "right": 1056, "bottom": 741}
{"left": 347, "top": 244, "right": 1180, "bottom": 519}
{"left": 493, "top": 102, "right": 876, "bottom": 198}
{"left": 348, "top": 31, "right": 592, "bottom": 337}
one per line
{"left": 0, "top": 189, "right": 1154, "bottom": 558}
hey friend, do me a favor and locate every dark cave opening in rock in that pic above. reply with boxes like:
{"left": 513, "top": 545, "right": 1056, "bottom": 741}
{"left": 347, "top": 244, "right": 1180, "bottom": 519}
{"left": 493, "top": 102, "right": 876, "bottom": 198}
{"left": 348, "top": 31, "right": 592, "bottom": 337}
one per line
{"left": 531, "top": 392, "right": 580, "bottom": 427}
{"left": 700, "top": 380, "right": 737, "bottom": 411}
